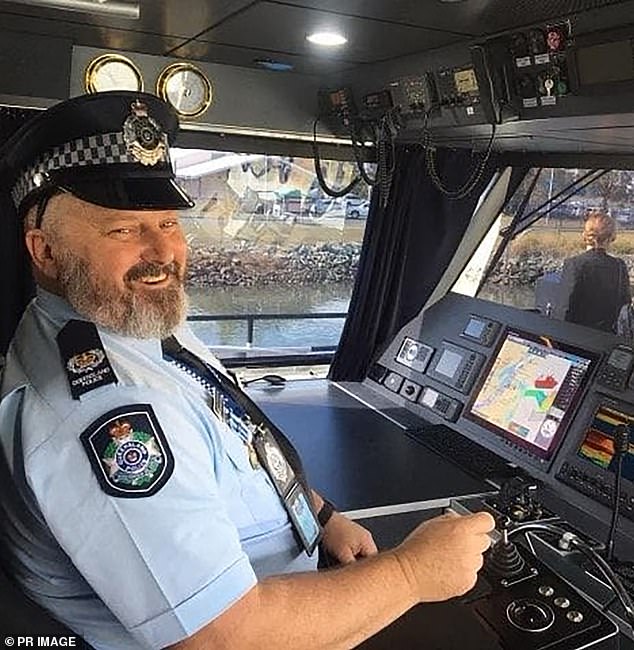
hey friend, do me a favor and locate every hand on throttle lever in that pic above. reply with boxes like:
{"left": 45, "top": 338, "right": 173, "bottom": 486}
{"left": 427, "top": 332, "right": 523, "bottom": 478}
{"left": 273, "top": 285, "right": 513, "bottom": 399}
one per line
{"left": 392, "top": 511, "right": 495, "bottom": 603}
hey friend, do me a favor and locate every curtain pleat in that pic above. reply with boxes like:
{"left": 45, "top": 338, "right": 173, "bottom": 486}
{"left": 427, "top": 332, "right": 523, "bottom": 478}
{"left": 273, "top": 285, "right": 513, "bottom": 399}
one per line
{"left": 329, "top": 145, "right": 505, "bottom": 382}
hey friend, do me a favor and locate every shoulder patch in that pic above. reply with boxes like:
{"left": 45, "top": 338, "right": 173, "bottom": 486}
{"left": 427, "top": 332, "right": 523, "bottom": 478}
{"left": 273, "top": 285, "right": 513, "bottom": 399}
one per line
{"left": 57, "top": 320, "right": 118, "bottom": 400}
{"left": 80, "top": 404, "right": 174, "bottom": 498}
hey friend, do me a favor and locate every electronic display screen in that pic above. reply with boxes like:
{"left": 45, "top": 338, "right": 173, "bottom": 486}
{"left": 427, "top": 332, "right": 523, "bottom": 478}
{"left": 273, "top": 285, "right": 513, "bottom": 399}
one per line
{"left": 467, "top": 329, "right": 596, "bottom": 459}
{"left": 465, "top": 318, "right": 485, "bottom": 339}
{"left": 435, "top": 349, "right": 463, "bottom": 379}
{"left": 607, "top": 347, "right": 633, "bottom": 371}
{"left": 578, "top": 405, "right": 634, "bottom": 482}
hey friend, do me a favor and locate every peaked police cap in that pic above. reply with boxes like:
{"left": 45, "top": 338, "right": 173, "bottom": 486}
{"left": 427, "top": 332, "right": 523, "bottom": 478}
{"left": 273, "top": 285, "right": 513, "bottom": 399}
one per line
{"left": 0, "top": 91, "right": 193, "bottom": 217}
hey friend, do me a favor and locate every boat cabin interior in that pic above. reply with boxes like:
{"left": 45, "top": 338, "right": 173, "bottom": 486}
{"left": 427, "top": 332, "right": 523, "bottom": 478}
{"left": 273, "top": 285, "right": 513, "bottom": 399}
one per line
{"left": 2, "top": 0, "right": 634, "bottom": 647}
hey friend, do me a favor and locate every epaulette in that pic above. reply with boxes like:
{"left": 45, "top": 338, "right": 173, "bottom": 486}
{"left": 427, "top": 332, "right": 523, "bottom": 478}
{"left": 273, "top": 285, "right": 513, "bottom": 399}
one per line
{"left": 56, "top": 319, "right": 118, "bottom": 400}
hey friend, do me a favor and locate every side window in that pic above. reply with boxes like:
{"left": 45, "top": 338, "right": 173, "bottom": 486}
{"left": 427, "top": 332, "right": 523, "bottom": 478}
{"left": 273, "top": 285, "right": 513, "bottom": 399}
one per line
{"left": 454, "top": 168, "right": 634, "bottom": 338}
{"left": 171, "top": 150, "right": 370, "bottom": 355}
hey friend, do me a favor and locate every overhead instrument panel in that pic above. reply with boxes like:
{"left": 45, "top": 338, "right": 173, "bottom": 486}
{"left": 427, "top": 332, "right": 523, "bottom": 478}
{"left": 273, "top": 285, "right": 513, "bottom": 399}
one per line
{"left": 389, "top": 74, "right": 438, "bottom": 117}
{"left": 390, "top": 63, "right": 493, "bottom": 126}
{"left": 436, "top": 64, "right": 483, "bottom": 117}
{"left": 507, "top": 23, "right": 571, "bottom": 109}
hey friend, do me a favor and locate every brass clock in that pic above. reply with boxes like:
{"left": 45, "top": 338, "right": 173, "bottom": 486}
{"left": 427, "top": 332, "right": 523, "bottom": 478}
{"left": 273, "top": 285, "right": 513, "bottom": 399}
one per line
{"left": 156, "top": 62, "right": 212, "bottom": 118}
{"left": 84, "top": 53, "right": 144, "bottom": 94}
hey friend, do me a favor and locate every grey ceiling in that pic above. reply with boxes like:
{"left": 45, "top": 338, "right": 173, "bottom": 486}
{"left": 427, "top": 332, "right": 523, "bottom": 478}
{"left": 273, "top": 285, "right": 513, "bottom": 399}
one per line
{"left": 0, "top": 0, "right": 632, "bottom": 76}
{"left": 3, "top": 0, "right": 634, "bottom": 156}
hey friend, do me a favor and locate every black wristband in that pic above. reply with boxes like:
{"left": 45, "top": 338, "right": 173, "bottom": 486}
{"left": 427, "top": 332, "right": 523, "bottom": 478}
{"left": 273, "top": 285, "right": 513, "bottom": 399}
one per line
{"left": 317, "top": 499, "right": 336, "bottom": 528}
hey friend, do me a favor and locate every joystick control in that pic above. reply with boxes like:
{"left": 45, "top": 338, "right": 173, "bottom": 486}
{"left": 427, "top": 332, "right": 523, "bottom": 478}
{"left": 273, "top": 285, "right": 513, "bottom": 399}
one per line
{"left": 487, "top": 518, "right": 525, "bottom": 579}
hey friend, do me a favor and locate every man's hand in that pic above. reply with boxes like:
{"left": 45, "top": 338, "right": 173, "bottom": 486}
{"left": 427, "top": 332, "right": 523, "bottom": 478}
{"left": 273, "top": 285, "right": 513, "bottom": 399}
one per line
{"left": 321, "top": 512, "right": 378, "bottom": 564}
{"left": 393, "top": 511, "right": 495, "bottom": 603}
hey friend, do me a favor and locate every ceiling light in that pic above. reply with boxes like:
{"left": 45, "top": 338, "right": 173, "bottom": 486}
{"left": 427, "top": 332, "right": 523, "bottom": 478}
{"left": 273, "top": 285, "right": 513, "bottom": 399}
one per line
{"left": 7, "top": 0, "right": 140, "bottom": 19}
{"left": 306, "top": 31, "right": 347, "bottom": 47}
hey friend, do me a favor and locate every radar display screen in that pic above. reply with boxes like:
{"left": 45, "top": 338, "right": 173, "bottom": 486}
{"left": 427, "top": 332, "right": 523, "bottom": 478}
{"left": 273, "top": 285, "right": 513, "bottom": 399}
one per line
{"left": 578, "top": 405, "right": 634, "bottom": 482}
{"left": 467, "top": 329, "right": 596, "bottom": 459}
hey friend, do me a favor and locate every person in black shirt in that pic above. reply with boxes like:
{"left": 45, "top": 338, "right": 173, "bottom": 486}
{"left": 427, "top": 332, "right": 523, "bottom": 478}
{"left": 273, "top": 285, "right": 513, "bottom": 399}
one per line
{"left": 556, "top": 211, "right": 630, "bottom": 332}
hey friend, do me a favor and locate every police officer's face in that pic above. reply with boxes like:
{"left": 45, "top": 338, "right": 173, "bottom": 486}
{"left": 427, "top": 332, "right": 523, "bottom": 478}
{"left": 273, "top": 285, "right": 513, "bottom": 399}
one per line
{"left": 33, "top": 193, "right": 189, "bottom": 338}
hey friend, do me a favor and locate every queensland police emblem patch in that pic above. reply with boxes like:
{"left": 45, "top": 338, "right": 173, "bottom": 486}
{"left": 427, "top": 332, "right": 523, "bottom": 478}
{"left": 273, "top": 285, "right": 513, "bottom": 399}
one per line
{"left": 80, "top": 404, "right": 174, "bottom": 498}
{"left": 67, "top": 349, "right": 105, "bottom": 374}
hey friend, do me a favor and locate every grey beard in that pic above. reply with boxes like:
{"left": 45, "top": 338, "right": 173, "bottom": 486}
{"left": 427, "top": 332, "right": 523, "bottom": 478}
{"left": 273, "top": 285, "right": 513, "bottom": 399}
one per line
{"left": 56, "top": 251, "right": 188, "bottom": 339}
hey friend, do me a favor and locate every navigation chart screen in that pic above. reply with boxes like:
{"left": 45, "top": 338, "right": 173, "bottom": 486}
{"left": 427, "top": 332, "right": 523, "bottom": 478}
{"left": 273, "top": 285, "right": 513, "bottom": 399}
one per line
{"left": 467, "top": 330, "right": 596, "bottom": 459}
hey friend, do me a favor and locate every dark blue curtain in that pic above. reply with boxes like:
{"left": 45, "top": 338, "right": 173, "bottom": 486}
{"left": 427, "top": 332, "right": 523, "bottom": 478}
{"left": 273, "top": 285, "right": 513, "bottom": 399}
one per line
{"left": 329, "top": 145, "right": 524, "bottom": 382}
{"left": 0, "top": 107, "right": 37, "bottom": 354}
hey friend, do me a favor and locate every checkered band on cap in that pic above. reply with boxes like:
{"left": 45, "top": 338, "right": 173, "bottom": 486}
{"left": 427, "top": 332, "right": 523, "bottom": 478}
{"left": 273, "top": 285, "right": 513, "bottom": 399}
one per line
{"left": 11, "top": 130, "right": 170, "bottom": 209}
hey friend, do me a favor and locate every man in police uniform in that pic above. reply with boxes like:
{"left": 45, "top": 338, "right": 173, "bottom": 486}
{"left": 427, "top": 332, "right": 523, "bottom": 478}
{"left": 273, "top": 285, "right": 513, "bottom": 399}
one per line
{"left": 0, "top": 91, "right": 494, "bottom": 649}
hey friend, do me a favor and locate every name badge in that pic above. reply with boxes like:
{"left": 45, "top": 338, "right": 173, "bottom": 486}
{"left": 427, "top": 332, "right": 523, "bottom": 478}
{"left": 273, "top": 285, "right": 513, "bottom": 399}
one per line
{"left": 253, "top": 425, "right": 321, "bottom": 555}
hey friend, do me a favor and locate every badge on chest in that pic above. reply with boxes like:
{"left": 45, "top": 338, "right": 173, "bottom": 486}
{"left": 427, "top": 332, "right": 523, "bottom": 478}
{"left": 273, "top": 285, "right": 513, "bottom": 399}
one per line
{"left": 253, "top": 425, "right": 321, "bottom": 555}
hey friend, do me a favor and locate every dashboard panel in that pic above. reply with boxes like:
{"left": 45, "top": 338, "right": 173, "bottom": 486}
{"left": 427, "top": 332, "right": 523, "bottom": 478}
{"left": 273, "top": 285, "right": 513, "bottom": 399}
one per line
{"left": 359, "top": 292, "right": 634, "bottom": 545}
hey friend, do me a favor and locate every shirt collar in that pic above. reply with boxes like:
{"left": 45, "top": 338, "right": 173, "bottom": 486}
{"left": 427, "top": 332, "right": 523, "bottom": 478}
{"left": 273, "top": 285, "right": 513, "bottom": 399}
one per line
{"left": 34, "top": 287, "right": 164, "bottom": 361}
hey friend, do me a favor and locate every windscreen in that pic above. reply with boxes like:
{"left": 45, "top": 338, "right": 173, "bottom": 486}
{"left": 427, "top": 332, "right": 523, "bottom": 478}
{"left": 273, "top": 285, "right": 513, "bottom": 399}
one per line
{"left": 467, "top": 329, "right": 596, "bottom": 459}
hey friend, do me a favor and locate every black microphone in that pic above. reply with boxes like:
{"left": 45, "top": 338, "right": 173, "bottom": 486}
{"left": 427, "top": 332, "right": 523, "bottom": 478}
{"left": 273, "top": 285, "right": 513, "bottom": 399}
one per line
{"left": 606, "top": 424, "right": 630, "bottom": 562}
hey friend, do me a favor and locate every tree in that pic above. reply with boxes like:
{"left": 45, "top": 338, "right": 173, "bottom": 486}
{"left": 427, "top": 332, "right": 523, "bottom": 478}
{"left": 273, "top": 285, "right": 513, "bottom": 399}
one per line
{"left": 594, "top": 171, "right": 629, "bottom": 212}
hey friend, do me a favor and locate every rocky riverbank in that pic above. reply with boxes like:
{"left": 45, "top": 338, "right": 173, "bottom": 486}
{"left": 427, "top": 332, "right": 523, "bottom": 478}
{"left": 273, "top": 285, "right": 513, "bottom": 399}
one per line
{"left": 186, "top": 246, "right": 634, "bottom": 289}
{"left": 485, "top": 252, "right": 634, "bottom": 286}
{"left": 186, "top": 242, "right": 362, "bottom": 287}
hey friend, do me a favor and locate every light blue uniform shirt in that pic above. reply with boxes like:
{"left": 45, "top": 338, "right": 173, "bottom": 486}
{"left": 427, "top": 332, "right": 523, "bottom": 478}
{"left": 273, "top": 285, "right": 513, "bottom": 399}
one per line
{"left": 0, "top": 289, "right": 317, "bottom": 649}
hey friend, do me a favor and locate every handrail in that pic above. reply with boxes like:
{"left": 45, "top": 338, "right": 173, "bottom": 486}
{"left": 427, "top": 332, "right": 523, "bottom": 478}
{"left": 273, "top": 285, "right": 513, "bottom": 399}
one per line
{"left": 186, "top": 311, "right": 348, "bottom": 348}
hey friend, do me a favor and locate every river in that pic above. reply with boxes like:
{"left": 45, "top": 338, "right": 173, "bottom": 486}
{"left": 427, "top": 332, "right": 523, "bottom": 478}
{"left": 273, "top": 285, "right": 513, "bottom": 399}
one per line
{"left": 187, "top": 283, "right": 537, "bottom": 350}
{"left": 187, "top": 284, "right": 353, "bottom": 350}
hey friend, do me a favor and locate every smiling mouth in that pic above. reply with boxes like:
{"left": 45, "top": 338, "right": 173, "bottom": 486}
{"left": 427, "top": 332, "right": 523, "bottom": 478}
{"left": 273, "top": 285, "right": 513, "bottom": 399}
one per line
{"left": 137, "top": 273, "right": 169, "bottom": 285}
{"left": 139, "top": 273, "right": 168, "bottom": 284}
{"left": 126, "top": 261, "right": 182, "bottom": 287}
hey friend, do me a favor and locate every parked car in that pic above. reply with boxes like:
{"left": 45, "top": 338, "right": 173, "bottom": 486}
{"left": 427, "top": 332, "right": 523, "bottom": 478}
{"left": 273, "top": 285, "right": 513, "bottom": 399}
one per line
{"left": 346, "top": 199, "right": 370, "bottom": 219}
{"left": 307, "top": 194, "right": 370, "bottom": 219}
{"left": 612, "top": 205, "right": 634, "bottom": 224}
